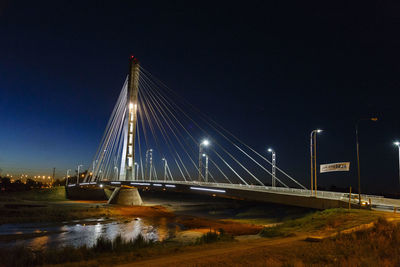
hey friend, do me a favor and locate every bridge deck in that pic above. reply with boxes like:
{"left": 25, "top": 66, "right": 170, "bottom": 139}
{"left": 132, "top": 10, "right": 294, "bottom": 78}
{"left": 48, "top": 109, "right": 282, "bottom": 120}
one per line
{"left": 67, "top": 180, "right": 400, "bottom": 210}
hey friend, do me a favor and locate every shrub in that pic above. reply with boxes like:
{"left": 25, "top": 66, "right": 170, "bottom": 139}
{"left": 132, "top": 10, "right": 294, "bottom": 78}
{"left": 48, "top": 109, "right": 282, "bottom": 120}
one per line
{"left": 110, "top": 234, "right": 152, "bottom": 251}
{"left": 0, "top": 246, "right": 39, "bottom": 267}
{"left": 196, "top": 228, "right": 233, "bottom": 244}
{"left": 93, "top": 236, "right": 113, "bottom": 252}
{"left": 259, "top": 227, "right": 288, "bottom": 238}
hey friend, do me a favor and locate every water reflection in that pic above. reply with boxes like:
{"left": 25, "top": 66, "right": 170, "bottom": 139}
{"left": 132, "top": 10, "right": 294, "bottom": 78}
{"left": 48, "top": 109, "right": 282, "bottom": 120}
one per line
{"left": 0, "top": 217, "right": 179, "bottom": 250}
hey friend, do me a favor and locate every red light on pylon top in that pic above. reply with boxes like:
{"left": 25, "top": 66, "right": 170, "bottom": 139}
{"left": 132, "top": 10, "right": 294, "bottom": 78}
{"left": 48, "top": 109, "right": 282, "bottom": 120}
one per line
{"left": 130, "top": 55, "right": 139, "bottom": 63}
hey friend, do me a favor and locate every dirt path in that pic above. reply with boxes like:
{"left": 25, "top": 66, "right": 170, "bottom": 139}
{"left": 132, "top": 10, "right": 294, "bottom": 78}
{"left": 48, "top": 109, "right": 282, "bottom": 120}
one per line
{"left": 116, "top": 235, "right": 305, "bottom": 267}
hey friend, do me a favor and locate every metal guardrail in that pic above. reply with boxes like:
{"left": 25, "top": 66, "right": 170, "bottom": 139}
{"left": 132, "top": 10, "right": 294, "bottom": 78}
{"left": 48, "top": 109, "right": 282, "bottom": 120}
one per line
{"left": 123, "top": 180, "right": 382, "bottom": 201}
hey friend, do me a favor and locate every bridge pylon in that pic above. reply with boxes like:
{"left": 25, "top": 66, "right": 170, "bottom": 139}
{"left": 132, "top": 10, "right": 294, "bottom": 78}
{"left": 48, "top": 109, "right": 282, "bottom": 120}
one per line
{"left": 119, "top": 56, "right": 140, "bottom": 181}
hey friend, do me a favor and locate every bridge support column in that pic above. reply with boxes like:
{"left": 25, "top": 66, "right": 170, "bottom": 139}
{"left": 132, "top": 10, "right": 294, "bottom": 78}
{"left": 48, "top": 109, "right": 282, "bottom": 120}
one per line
{"left": 107, "top": 187, "right": 143, "bottom": 206}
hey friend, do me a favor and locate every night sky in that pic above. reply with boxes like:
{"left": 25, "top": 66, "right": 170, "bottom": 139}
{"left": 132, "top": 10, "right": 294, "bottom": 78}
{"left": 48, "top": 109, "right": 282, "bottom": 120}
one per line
{"left": 1, "top": 1, "right": 399, "bottom": 194}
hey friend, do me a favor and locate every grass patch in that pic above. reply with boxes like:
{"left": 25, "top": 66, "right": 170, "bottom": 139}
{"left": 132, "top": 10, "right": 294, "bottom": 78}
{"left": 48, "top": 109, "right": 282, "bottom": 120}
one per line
{"left": 0, "top": 186, "right": 66, "bottom": 202}
{"left": 286, "top": 218, "right": 400, "bottom": 266}
{"left": 259, "top": 208, "right": 381, "bottom": 238}
{"left": 235, "top": 205, "right": 312, "bottom": 221}
{"left": 0, "top": 203, "right": 110, "bottom": 224}
{"left": 259, "top": 226, "right": 292, "bottom": 238}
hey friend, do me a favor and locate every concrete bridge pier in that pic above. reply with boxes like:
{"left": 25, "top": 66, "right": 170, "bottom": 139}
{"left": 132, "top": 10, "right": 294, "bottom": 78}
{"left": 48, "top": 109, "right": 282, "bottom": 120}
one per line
{"left": 107, "top": 187, "right": 143, "bottom": 206}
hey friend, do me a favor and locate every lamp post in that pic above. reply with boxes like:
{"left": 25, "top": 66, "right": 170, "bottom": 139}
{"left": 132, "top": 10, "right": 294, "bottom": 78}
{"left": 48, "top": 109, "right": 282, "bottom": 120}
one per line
{"left": 310, "top": 129, "right": 322, "bottom": 196}
{"left": 114, "top": 166, "right": 119, "bottom": 181}
{"left": 394, "top": 141, "right": 400, "bottom": 186}
{"left": 202, "top": 153, "right": 209, "bottom": 183}
{"left": 146, "top": 149, "right": 153, "bottom": 181}
{"left": 268, "top": 148, "right": 276, "bottom": 187}
{"left": 134, "top": 162, "right": 139, "bottom": 180}
{"left": 162, "top": 158, "right": 167, "bottom": 181}
{"left": 199, "top": 139, "right": 209, "bottom": 181}
{"left": 66, "top": 169, "right": 71, "bottom": 186}
{"left": 77, "top": 164, "right": 83, "bottom": 185}
{"left": 355, "top": 118, "right": 378, "bottom": 205}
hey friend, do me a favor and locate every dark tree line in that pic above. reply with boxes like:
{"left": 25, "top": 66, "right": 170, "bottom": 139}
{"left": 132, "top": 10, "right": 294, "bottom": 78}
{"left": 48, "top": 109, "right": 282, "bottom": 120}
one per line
{"left": 0, "top": 177, "right": 53, "bottom": 192}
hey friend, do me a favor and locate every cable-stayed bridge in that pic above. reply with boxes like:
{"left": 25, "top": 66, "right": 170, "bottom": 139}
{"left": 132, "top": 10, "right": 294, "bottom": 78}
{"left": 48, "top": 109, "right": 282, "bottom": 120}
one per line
{"left": 66, "top": 56, "right": 400, "bottom": 210}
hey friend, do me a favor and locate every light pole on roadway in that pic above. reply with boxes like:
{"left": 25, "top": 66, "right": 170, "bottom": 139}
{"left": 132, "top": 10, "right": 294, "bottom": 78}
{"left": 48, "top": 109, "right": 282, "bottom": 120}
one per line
{"left": 77, "top": 164, "right": 83, "bottom": 185}
{"left": 310, "top": 129, "right": 322, "bottom": 197}
{"left": 199, "top": 139, "right": 210, "bottom": 181}
{"left": 268, "top": 148, "right": 276, "bottom": 187}
{"left": 355, "top": 118, "right": 378, "bottom": 205}
{"left": 394, "top": 141, "right": 400, "bottom": 186}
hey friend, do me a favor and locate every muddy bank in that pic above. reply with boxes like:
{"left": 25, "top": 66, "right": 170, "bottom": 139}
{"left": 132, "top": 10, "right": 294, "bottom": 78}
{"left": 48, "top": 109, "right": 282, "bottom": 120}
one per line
{"left": 0, "top": 199, "right": 172, "bottom": 224}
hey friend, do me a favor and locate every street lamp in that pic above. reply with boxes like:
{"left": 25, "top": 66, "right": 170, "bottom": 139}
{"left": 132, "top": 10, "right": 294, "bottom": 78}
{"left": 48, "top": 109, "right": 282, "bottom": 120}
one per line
{"left": 355, "top": 118, "right": 378, "bottom": 205}
{"left": 162, "top": 158, "right": 167, "bottom": 181}
{"left": 268, "top": 148, "right": 276, "bottom": 187}
{"left": 114, "top": 166, "right": 119, "bottom": 181}
{"left": 134, "top": 162, "right": 139, "bottom": 180}
{"left": 77, "top": 164, "right": 83, "bottom": 185}
{"left": 394, "top": 141, "right": 400, "bottom": 186}
{"left": 310, "top": 129, "right": 323, "bottom": 197}
{"left": 199, "top": 139, "right": 210, "bottom": 181}
{"left": 66, "top": 169, "right": 71, "bottom": 185}
{"left": 146, "top": 149, "right": 153, "bottom": 181}
{"left": 202, "top": 153, "right": 209, "bottom": 183}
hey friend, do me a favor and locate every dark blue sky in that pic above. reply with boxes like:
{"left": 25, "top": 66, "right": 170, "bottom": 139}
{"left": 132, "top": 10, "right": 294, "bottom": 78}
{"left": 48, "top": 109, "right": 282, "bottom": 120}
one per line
{"left": 0, "top": 1, "right": 399, "bottom": 193}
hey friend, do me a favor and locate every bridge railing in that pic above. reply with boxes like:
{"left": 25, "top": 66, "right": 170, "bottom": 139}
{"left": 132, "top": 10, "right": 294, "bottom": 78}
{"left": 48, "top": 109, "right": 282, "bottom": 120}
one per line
{"left": 94, "top": 179, "right": 388, "bottom": 204}
{"left": 133, "top": 180, "right": 352, "bottom": 200}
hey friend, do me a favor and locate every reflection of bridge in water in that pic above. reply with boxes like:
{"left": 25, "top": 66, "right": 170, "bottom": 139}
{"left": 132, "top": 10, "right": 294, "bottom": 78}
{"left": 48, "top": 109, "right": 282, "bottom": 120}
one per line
{"left": 67, "top": 56, "right": 400, "bottom": 211}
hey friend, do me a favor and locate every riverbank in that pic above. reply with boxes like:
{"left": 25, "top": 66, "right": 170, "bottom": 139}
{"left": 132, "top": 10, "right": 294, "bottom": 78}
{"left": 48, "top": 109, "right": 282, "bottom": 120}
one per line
{"left": 1, "top": 208, "right": 399, "bottom": 266}
{"left": 2, "top": 187, "right": 400, "bottom": 266}
{"left": 0, "top": 187, "right": 172, "bottom": 224}
{"left": 0, "top": 187, "right": 263, "bottom": 247}
{"left": 0, "top": 187, "right": 290, "bottom": 235}
{"left": 50, "top": 210, "right": 400, "bottom": 266}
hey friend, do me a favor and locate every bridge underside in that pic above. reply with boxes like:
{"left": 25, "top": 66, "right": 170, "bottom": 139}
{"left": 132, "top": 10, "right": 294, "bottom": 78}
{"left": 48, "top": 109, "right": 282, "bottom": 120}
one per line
{"left": 129, "top": 183, "right": 353, "bottom": 210}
